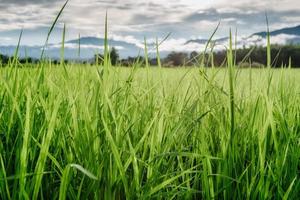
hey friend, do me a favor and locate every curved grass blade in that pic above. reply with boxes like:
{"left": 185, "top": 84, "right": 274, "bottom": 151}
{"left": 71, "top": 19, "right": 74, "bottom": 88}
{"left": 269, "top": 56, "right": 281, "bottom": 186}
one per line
{"left": 40, "top": 0, "right": 69, "bottom": 60}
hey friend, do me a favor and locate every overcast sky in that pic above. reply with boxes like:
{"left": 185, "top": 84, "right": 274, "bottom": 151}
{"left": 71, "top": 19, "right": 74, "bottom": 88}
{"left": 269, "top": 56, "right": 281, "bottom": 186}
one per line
{"left": 0, "top": 0, "right": 300, "bottom": 46}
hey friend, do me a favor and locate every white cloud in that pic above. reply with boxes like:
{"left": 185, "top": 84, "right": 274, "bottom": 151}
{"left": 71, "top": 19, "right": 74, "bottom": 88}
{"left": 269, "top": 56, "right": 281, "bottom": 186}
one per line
{"left": 268, "top": 34, "right": 300, "bottom": 45}
{"left": 148, "top": 38, "right": 223, "bottom": 53}
{"left": 216, "top": 34, "right": 300, "bottom": 49}
{"left": 0, "top": 0, "right": 300, "bottom": 47}
{"left": 110, "top": 34, "right": 143, "bottom": 47}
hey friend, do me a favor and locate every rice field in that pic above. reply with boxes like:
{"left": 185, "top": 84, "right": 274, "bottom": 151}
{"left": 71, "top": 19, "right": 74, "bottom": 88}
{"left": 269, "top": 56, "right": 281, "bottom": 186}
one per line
{"left": 0, "top": 64, "right": 299, "bottom": 199}
{"left": 0, "top": 1, "right": 299, "bottom": 199}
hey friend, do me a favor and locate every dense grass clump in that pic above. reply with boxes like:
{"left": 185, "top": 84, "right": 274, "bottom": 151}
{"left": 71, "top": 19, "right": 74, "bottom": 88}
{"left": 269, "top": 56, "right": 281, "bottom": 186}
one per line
{"left": 0, "top": 64, "right": 299, "bottom": 199}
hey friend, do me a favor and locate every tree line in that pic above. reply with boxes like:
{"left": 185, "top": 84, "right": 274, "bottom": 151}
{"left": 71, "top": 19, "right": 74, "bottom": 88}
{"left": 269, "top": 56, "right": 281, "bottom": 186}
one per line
{"left": 95, "top": 45, "right": 300, "bottom": 68}
{"left": 1, "top": 45, "right": 300, "bottom": 68}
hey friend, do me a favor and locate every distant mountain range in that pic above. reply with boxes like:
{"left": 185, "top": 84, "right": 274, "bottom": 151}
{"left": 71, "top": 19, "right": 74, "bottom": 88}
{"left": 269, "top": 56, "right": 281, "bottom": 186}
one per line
{"left": 185, "top": 25, "right": 300, "bottom": 47}
{"left": 1, "top": 25, "right": 300, "bottom": 60}
{"left": 0, "top": 37, "right": 142, "bottom": 60}
{"left": 253, "top": 25, "right": 300, "bottom": 37}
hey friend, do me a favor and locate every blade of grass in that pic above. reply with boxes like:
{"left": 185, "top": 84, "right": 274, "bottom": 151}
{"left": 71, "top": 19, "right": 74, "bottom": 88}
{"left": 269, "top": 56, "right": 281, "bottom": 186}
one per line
{"left": 19, "top": 89, "right": 32, "bottom": 199}
{"left": 40, "top": 0, "right": 69, "bottom": 60}
{"left": 32, "top": 97, "right": 61, "bottom": 199}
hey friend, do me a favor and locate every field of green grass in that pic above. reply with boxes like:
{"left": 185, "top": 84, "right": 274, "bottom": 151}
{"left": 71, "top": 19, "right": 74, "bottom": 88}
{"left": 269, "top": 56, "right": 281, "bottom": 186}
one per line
{"left": 0, "top": 64, "right": 299, "bottom": 199}
{"left": 0, "top": 1, "right": 299, "bottom": 198}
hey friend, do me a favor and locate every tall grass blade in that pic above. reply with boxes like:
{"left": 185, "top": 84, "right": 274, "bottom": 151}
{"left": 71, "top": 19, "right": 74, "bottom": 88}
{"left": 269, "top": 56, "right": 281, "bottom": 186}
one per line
{"left": 78, "top": 33, "right": 81, "bottom": 59}
{"left": 60, "top": 23, "right": 66, "bottom": 66}
{"left": 228, "top": 29, "right": 235, "bottom": 141}
{"left": 144, "top": 37, "right": 149, "bottom": 68}
{"left": 265, "top": 13, "right": 271, "bottom": 68}
{"left": 19, "top": 90, "right": 31, "bottom": 199}
{"left": 32, "top": 98, "right": 61, "bottom": 199}
{"left": 12, "top": 29, "right": 23, "bottom": 66}
{"left": 40, "top": 0, "right": 69, "bottom": 60}
{"left": 156, "top": 37, "right": 161, "bottom": 68}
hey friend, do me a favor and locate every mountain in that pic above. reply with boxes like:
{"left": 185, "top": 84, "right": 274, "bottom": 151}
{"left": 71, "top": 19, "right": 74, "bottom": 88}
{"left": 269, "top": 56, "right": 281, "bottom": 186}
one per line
{"left": 252, "top": 25, "right": 300, "bottom": 37}
{"left": 67, "top": 37, "right": 137, "bottom": 47}
{"left": 1, "top": 25, "right": 300, "bottom": 60}
{"left": 60, "top": 37, "right": 142, "bottom": 59}
{"left": 0, "top": 37, "right": 143, "bottom": 60}
{"left": 185, "top": 25, "right": 300, "bottom": 48}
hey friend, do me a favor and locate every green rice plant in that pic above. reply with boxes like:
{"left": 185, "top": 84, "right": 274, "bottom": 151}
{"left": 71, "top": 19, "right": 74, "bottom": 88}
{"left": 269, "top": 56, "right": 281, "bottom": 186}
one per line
{"left": 32, "top": 96, "right": 62, "bottom": 199}
{"left": 78, "top": 34, "right": 81, "bottom": 59}
{"left": 12, "top": 29, "right": 23, "bottom": 67}
{"left": 18, "top": 89, "right": 32, "bottom": 199}
{"left": 144, "top": 37, "right": 149, "bottom": 68}
{"left": 0, "top": 3, "right": 299, "bottom": 200}
{"left": 0, "top": 64, "right": 299, "bottom": 199}
{"left": 60, "top": 23, "right": 66, "bottom": 66}
{"left": 227, "top": 29, "right": 235, "bottom": 143}
{"left": 155, "top": 37, "right": 162, "bottom": 68}
{"left": 40, "top": 0, "right": 69, "bottom": 60}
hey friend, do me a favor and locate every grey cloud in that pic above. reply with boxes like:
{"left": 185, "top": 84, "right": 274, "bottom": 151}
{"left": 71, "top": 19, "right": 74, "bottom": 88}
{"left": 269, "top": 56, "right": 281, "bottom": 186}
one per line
{"left": 115, "top": 4, "right": 133, "bottom": 10}
{"left": 129, "top": 14, "right": 159, "bottom": 25}
{"left": 0, "top": 0, "right": 300, "bottom": 46}
{"left": 0, "top": 0, "right": 61, "bottom": 5}
{"left": 184, "top": 8, "right": 261, "bottom": 24}
{"left": 184, "top": 8, "right": 300, "bottom": 25}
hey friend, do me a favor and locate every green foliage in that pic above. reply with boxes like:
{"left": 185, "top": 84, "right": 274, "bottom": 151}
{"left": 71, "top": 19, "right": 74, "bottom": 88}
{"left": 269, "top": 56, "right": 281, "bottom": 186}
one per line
{"left": 109, "top": 47, "right": 119, "bottom": 66}
{"left": 164, "top": 52, "right": 189, "bottom": 66}
{"left": 0, "top": 64, "right": 299, "bottom": 199}
{"left": 0, "top": 1, "right": 299, "bottom": 199}
{"left": 185, "top": 45, "right": 300, "bottom": 68}
{"left": 94, "top": 47, "right": 120, "bottom": 66}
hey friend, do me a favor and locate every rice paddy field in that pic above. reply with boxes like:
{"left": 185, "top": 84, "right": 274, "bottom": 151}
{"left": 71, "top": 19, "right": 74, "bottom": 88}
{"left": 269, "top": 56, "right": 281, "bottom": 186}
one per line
{"left": 0, "top": 63, "right": 299, "bottom": 199}
{"left": 0, "top": 1, "right": 299, "bottom": 198}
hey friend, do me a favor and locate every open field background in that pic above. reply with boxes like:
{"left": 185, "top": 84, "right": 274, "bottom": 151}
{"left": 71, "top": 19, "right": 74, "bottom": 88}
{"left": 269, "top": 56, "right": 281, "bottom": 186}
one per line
{"left": 0, "top": 65, "right": 299, "bottom": 199}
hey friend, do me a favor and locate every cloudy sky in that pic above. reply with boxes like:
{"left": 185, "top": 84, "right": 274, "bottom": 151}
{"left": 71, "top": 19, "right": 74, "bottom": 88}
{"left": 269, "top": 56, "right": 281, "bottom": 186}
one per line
{"left": 0, "top": 0, "right": 300, "bottom": 47}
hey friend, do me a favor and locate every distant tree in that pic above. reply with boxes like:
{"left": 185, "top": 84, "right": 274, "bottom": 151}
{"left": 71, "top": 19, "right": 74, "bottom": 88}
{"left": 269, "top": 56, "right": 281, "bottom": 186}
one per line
{"left": 189, "top": 51, "right": 199, "bottom": 65}
{"left": 94, "top": 47, "right": 119, "bottom": 66}
{"left": 19, "top": 57, "right": 33, "bottom": 64}
{"left": 110, "top": 47, "right": 119, "bottom": 66}
{"left": 94, "top": 53, "right": 104, "bottom": 65}
{"left": 149, "top": 58, "right": 158, "bottom": 66}
{"left": 120, "top": 56, "right": 135, "bottom": 66}
{"left": 0, "top": 54, "right": 9, "bottom": 65}
{"left": 190, "top": 51, "right": 198, "bottom": 61}
{"left": 53, "top": 60, "right": 59, "bottom": 65}
{"left": 120, "top": 56, "right": 145, "bottom": 67}
{"left": 164, "top": 52, "right": 188, "bottom": 66}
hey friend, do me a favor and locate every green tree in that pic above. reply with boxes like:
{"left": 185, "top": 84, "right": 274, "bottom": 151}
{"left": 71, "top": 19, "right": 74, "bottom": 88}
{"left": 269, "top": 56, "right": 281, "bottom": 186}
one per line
{"left": 94, "top": 53, "right": 104, "bottom": 65}
{"left": 110, "top": 47, "right": 119, "bottom": 66}
{"left": 164, "top": 52, "right": 188, "bottom": 66}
